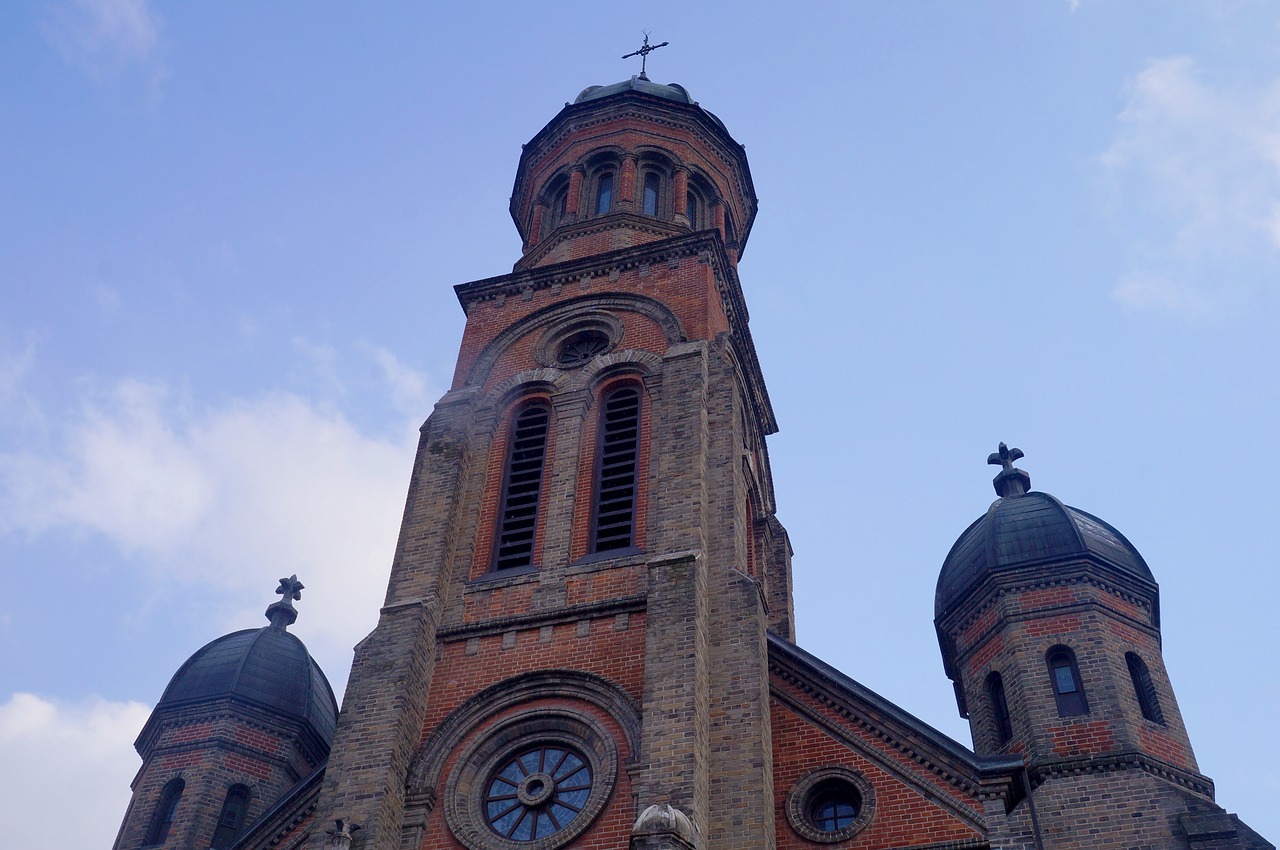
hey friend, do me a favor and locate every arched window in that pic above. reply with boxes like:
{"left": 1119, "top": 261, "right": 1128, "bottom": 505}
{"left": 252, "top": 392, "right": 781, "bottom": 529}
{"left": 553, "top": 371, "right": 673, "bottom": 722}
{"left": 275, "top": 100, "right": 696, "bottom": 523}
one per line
{"left": 687, "top": 191, "right": 699, "bottom": 230}
{"left": 145, "top": 778, "right": 184, "bottom": 846}
{"left": 595, "top": 172, "right": 613, "bottom": 215}
{"left": 986, "top": 671, "right": 1013, "bottom": 745}
{"left": 1046, "top": 645, "right": 1089, "bottom": 717}
{"left": 590, "top": 385, "right": 642, "bottom": 553}
{"left": 210, "top": 784, "right": 252, "bottom": 849}
{"left": 642, "top": 173, "right": 660, "bottom": 217}
{"left": 493, "top": 402, "right": 552, "bottom": 571}
{"left": 1126, "top": 652, "right": 1165, "bottom": 724}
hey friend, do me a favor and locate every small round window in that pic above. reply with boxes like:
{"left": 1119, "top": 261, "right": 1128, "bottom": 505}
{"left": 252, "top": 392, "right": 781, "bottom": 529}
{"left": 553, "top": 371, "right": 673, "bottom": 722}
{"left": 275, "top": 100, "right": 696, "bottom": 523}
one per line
{"left": 556, "top": 330, "right": 610, "bottom": 367}
{"left": 484, "top": 745, "right": 593, "bottom": 841}
{"left": 786, "top": 768, "right": 874, "bottom": 843}
{"left": 807, "top": 781, "right": 860, "bottom": 832}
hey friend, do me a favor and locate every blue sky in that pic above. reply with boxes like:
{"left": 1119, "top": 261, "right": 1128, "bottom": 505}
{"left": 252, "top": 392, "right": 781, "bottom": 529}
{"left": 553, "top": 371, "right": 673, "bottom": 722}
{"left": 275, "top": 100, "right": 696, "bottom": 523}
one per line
{"left": 2, "top": 2, "right": 1278, "bottom": 847}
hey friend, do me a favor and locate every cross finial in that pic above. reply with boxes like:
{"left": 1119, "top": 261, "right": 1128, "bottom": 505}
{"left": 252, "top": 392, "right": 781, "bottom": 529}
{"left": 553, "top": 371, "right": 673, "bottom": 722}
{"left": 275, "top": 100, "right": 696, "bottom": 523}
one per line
{"left": 265, "top": 574, "right": 305, "bottom": 630}
{"left": 621, "top": 32, "right": 668, "bottom": 81}
{"left": 987, "top": 442, "right": 1031, "bottom": 498}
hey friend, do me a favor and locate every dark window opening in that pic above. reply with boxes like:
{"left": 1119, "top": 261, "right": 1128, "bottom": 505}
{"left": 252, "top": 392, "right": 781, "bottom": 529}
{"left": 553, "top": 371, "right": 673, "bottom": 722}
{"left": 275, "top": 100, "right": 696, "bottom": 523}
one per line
{"left": 687, "top": 191, "right": 699, "bottom": 229}
{"left": 642, "top": 173, "right": 660, "bottom": 217}
{"left": 1047, "top": 645, "right": 1089, "bottom": 717}
{"left": 145, "top": 778, "right": 184, "bottom": 846}
{"left": 1126, "top": 652, "right": 1165, "bottom": 724}
{"left": 210, "top": 785, "right": 251, "bottom": 849}
{"left": 591, "top": 386, "right": 641, "bottom": 552}
{"left": 807, "top": 780, "right": 861, "bottom": 833}
{"left": 986, "top": 671, "right": 1013, "bottom": 745}
{"left": 595, "top": 173, "right": 613, "bottom": 215}
{"left": 493, "top": 403, "right": 551, "bottom": 570}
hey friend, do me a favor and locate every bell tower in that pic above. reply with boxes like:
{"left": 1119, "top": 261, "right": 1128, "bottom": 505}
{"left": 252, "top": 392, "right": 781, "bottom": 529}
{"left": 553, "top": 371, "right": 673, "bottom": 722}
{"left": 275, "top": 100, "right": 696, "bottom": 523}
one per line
{"left": 306, "top": 74, "right": 792, "bottom": 850}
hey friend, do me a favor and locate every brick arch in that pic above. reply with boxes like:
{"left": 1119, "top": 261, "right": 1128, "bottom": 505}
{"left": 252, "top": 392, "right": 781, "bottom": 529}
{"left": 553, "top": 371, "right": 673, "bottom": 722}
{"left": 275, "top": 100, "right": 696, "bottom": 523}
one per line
{"left": 405, "top": 670, "right": 642, "bottom": 799}
{"left": 477, "top": 368, "right": 567, "bottom": 417}
{"left": 565, "top": 349, "right": 664, "bottom": 394}
{"left": 463, "top": 294, "right": 685, "bottom": 388}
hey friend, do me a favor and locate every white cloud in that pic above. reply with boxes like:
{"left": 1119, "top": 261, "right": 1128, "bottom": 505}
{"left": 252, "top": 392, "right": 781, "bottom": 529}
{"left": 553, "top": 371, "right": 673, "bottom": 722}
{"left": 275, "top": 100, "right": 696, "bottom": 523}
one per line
{"left": 44, "top": 0, "right": 162, "bottom": 81}
{"left": 0, "top": 375, "right": 419, "bottom": 684}
{"left": 374, "top": 345, "right": 433, "bottom": 416}
{"left": 1100, "top": 57, "right": 1280, "bottom": 317}
{"left": 0, "top": 692, "right": 151, "bottom": 850}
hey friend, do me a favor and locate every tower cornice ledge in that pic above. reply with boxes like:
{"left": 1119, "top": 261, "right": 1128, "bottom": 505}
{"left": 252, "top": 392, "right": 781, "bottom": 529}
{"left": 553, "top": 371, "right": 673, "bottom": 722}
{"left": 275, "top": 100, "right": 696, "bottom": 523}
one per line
{"left": 453, "top": 230, "right": 777, "bottom": 434}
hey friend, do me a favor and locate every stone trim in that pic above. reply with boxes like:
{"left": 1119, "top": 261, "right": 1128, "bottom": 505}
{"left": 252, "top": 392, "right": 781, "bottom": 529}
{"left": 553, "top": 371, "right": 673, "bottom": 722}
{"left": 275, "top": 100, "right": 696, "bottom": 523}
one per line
{"left": 442, "top": 709, "right": 618, "bottom": 850}
{"left": 406, "top": 669, "right": 642, "bottom": 800}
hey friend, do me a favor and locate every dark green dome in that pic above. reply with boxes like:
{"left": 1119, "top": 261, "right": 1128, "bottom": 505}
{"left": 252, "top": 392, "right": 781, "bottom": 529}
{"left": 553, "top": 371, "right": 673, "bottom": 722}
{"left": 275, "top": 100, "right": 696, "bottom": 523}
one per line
{"left": 935, "top": 490, "right": 1154, "bottom": 620}
{"left": 154, "top": 590, "right": 338, "bottom": 745}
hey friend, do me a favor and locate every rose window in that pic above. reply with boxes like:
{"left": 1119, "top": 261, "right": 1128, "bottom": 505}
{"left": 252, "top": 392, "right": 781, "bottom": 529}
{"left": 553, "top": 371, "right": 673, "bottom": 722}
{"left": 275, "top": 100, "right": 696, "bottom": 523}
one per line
{"left": 483, "top": 746, "right": 593, "bottom": 841}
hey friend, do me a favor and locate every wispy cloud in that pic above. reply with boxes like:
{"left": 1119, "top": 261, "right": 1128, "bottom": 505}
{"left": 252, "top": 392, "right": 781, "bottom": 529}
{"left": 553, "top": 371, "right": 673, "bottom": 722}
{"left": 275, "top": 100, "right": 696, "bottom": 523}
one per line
{"left": 0, "top": 369, "right": 424, "bottom": 680}
{"left": 0, "top": 693, "right": 151, "bottom": 850}
{"left": 43, "top": 0, "right": 163, "bottom": 84}
{"left": 1099, "top": 57, "right": 1280, "bottom": 317}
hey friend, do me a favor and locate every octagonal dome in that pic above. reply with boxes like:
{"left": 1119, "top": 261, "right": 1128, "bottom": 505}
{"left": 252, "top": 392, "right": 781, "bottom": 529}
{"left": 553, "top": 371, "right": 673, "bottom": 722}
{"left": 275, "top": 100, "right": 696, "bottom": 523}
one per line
{"left": 155, "top": 622, "right": 338, "bottom": 745}
{"left": 935, "top": 490, "right": 1154, "bottom": 621}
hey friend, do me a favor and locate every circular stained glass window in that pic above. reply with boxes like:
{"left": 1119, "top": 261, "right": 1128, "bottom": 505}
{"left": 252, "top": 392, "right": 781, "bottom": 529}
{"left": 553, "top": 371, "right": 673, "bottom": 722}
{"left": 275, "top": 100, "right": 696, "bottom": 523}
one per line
{"left": 556, "top": 329, "right": 611, "bottom": 367}
{"left": 484, "top": 745, "right": 593, "bottom": 842}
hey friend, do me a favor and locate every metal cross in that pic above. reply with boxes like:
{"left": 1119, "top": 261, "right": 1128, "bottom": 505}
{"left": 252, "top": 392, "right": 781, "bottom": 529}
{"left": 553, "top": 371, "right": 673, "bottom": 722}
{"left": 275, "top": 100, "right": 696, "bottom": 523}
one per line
{"left": 987, "top": 442, "right": 1025, "bottom": 473}
{"left": 276, "top": 574, "right": 305, "bottom": 602}
{"left": 622, "top": 32, "right": 668, "bottom": 81}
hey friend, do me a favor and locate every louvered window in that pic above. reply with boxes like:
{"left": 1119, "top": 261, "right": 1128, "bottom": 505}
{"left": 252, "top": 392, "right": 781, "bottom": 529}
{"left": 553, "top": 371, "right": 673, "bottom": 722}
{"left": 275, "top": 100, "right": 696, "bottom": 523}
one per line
{"left": 1126, "top": 652, "right": 1165, "bottom": 724}
{"left": 591, "top": 386, "right": 641, "bottom": 552}
{"left": 493, "top": 403, "right": 551, "bottom": 571}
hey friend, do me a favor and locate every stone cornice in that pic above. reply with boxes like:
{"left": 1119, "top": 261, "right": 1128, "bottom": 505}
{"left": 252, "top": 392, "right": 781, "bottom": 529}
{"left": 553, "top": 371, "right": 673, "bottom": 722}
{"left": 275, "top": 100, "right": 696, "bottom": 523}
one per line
{"left": 938, "top": 559, "right": 1159, "bottom": 647}
{"left": 438, "top": 594, "right": 647, "bottom": 641}
{"left": 768, "top": 636, "right": 1023, "bottom": 808}
{"left": 135, "top": 697, "right": 331, "bottom": 766}
{"left": 1028, "top": 751, "right": 1215, "bottom": 799}
{"left": 515, "top": 213, "right": 686, "bottom": 271}
{"left": 453, "top": 230, "right": 777, "bottom": 434}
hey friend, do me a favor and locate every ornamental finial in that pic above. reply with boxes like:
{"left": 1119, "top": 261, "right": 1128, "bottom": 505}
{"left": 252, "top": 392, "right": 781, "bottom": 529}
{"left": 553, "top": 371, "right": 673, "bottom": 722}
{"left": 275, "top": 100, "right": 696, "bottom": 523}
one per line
{"left": 265, "top": 574, "right": 305, "bottom": 630}
{"left": 987, "top": 442, "right": 1031, "bottom": 498}
{"left": 622, "top": 32, "right": 668, "bottom": 82}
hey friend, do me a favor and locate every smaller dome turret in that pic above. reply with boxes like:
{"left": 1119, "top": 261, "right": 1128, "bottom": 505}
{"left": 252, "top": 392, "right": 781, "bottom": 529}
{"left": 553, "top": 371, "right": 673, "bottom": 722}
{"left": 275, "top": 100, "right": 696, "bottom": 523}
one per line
{"left": 152, "top": 575, "right": 338, "bottom": 744}
{"left": 935, "top": 445, "right": 1153, "bottom": 621}
{"left": 115, "top": 577, "right": 338, "bottom": 850}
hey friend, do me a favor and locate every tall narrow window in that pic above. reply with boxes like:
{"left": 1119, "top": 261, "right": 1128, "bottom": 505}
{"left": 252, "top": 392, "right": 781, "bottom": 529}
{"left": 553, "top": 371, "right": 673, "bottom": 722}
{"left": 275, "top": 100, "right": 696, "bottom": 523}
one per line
{"left": 591, "top": 385, "right": 641, "bottom": 552}
{"left": 1126, "top": 652, "right": 1165, "bottom": 724}
{"left": 1047, "top": 646, "right": 1089, "bottom": 717}
{"left": 642, "top": 173, "right": 660, "bottom": 216}
{"left": 146, "top": 778, "right": 184, "bottom": 846}
{"left": 687, "top": 191, "right": 699, "bottom": 229}
{"left": 211, "top": 785, "right": 251, "bottom": 849}
{"left": 986, "top": 671, "right": 1013, "bottom": 745}
{"left": 595, "top": 173, "right": 613, "bottom": 215}
{"left": 493, "top": 403, "right": 551, "bottom": 571}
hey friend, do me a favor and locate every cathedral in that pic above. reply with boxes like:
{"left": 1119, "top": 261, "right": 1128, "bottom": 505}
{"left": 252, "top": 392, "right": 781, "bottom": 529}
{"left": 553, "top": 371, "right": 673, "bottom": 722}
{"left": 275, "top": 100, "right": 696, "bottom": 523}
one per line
{"left": 112, "top": 73, "right": 1272, "bottom": 850}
